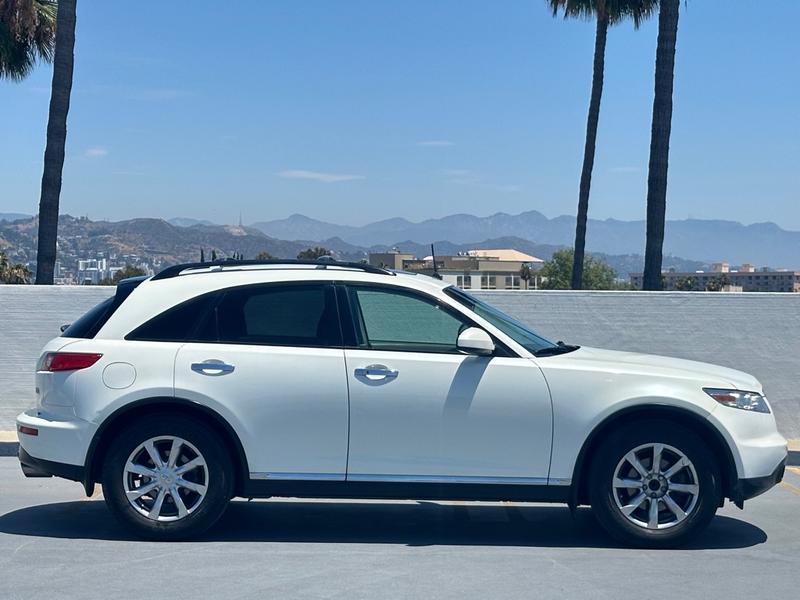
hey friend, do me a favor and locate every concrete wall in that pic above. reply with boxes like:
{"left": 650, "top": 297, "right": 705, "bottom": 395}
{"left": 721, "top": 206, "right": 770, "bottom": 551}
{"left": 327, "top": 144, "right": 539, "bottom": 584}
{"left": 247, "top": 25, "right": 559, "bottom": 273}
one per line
{"left": 1, "top": 286, "right": 798, "bottom": 437}
{"left": 0, "top": 286, "right": 114, "bottom": 427}
{"left": 474, "top": 291, "right": 800, "bottom": 438}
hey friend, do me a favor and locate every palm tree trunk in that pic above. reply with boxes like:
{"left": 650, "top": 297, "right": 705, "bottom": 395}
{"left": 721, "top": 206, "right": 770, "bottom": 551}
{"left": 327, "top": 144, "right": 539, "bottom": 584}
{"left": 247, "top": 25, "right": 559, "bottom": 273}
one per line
{"left": 642, "top": 0, "right": 679, "bottom": 291}
{"left": 571, "top": 14, "right": 608, "bottom": 290}
{"left": 35, "top": 0, "right": 77, "bottom": 285}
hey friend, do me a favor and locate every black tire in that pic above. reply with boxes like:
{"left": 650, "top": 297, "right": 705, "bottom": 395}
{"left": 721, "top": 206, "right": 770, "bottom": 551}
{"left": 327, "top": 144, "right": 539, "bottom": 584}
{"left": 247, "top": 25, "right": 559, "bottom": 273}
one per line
{"left": 102, "top": 413, "right": 234, "bottom": 540}
{"left": 589, "top": 420, "right": 721, "bottom": 548}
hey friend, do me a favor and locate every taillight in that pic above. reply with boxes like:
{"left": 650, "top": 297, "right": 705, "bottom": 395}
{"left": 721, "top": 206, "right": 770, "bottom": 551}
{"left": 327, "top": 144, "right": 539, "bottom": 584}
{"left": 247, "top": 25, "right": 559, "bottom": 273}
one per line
{"left": 18, "top": 425, "right": 39, "bottom": 436}
{"left": 39, "top": 352, "right": 103, "bottom": 372}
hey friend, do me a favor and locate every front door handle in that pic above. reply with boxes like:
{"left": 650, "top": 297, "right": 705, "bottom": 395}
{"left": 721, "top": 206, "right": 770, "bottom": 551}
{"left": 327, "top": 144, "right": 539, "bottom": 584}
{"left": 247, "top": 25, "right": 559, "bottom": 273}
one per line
{"left": 191, "top": 360, "right": 235, "bottom": 376}
{"left": 354, "top": 364, "right": 399, "bottom": 381}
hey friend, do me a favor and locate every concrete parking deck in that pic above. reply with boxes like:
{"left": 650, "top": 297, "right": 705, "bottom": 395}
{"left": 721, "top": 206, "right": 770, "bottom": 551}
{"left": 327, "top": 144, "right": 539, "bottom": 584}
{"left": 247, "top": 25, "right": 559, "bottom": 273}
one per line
{"left": 1, "top": 457, "right": 799, "bottom": 600}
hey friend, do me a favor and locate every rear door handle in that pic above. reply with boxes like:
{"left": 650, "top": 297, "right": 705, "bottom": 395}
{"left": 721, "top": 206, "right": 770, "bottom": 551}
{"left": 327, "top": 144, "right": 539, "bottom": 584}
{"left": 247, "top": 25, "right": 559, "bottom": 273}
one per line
{"left": 191, "top": 360, "right": 235, "bottom": 376}
{"left": 354, "top": 364, "right": 399, "bottom": 381}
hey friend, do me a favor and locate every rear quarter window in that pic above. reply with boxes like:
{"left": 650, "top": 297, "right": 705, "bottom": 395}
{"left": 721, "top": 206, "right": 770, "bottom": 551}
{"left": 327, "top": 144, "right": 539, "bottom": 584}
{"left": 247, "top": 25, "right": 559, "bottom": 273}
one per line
{"left": 61, "top": 297, "right": 116, "bottom": 339}
{"left": 125, "top": 292, "right": 219, "bottom": 342}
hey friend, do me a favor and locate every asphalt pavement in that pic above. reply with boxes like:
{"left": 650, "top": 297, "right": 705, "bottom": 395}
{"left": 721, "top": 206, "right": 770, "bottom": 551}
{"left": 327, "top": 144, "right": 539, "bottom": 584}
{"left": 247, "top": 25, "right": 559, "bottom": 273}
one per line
{"left": 0, "top": 457, "right": 798, "bottom": 600}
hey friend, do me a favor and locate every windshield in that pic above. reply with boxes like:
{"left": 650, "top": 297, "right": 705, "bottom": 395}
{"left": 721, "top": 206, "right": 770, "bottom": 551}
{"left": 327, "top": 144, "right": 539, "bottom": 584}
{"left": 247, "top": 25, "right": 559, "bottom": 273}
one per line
{"left": 444, "top": 287, "right": 569, "bottom": 355}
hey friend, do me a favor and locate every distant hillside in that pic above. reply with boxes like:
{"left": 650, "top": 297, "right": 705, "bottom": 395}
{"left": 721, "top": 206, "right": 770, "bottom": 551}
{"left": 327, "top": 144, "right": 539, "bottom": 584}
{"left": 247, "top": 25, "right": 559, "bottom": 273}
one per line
{"left": 251, "top": 211, "right": 800, "bottom": 268}
{"left": 0, "top": 213, "right": 32, "bottom": 223}
{"left": 0, "top": 216, "right": 707, "bottom": 277}
{"left": 0, "top": 216, "right": 312, "bottom": 266}
{"left": 167, "top": 217, "right": 216, "bottom": 228}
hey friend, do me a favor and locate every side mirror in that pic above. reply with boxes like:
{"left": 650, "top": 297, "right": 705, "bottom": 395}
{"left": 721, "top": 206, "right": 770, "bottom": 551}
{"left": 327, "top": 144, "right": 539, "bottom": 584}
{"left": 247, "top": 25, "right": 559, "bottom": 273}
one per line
{"left": 457, "top": 327, "right": 495, "bottom": 356}
{"left": 60, "top": 323, "right": 71, "bottom": 333}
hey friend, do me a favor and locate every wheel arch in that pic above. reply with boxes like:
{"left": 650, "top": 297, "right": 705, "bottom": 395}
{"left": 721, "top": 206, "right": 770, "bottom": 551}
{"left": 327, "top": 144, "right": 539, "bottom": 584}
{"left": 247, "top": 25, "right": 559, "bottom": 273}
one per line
{"left": 570, "top": 404, "right": 738, "bottom": 507}
{"left": 84, "top": 397, "right": 250, "bottom": 497}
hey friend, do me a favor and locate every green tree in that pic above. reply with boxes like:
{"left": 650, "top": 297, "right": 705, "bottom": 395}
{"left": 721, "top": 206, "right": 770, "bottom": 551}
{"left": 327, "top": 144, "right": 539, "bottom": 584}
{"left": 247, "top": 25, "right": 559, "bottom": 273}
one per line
{"left": 0, "top": 251, "right": 31, "bottom": 283}
{"left": 674, "top": 275, "right": 698, "bottom": 291}
{"left": 540, "top": 248, "right": 619, "bottom": 290}
{"left": 255, "top": 251, "right": 273, "bottom": 260}
{"left": 705, "top": 274, "right": 730, "bottom": 292}
{"left": 35, "top": 0, "right": 77, "bottom": 284}
{"left": 0, "top": 0, "right": 56, "bottom": 80}
{"left": 642, "top": 0, "right": 680, "bottom": 290}
{"left": 297, "top": 246, "right": 331, "bottom": 260}
{"left": 519, "top": 263, "right": 533, "bottom": 290}
{"left": 99, "top": 264, "right": 146, "bottom": 286}
{"left": 548, "top": 0, "right": 656, "bottom": 290}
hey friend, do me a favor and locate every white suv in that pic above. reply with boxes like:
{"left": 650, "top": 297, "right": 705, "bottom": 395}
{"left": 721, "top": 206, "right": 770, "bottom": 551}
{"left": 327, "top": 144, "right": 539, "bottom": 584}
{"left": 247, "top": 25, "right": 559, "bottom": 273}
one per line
{"left": 17, "top": 259, "right": 787, "bottom": 546}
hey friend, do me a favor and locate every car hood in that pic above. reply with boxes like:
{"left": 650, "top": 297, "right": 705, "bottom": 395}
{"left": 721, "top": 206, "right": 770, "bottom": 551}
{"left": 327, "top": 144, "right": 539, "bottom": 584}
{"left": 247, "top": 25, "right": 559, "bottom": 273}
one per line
{"left": 539, "top": 346, "right": 762, "bottom": 391}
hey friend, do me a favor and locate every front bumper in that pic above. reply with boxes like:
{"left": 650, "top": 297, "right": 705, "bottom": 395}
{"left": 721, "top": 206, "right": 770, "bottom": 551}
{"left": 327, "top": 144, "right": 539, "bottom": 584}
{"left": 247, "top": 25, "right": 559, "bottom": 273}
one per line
{"left": 731, "top": 455, "right": 786, "bottom": 507}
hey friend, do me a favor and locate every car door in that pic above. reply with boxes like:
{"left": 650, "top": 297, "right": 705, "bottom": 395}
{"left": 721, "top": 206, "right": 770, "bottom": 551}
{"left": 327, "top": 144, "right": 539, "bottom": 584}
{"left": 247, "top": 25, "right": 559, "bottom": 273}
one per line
{"left": 173, "top": 281, "right": 349, "bottom": 480}
{"left": 341, "top": 283, "right": 552, "bottom": 484}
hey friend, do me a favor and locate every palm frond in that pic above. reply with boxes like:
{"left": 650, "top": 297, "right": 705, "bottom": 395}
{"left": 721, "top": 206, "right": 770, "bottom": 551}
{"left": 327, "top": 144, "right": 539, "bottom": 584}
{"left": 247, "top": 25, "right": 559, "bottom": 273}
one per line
{"left": 0, "top": 0, "right": 56, "bottom": 80}
{"left": 546, "top": 0, "right": 658, "bottom": 27}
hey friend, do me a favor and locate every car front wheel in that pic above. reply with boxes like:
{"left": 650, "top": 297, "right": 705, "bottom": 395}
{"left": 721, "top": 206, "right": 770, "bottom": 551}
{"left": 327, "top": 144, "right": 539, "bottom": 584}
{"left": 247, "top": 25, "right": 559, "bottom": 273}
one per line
{"left": 102, "top": 414, "right": 234, "bottom": 540}
{"left": 589, "top": 420, "right": 722, "bottom": 548}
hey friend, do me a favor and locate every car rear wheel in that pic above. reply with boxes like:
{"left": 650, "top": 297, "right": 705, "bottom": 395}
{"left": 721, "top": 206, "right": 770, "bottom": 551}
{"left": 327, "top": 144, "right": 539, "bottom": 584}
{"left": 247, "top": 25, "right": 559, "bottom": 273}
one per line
{"left": 102, "top": 414, "right": 233, "bottom": 540}
{"left": 589, "top": 420, "right": 722, "bottom": 548}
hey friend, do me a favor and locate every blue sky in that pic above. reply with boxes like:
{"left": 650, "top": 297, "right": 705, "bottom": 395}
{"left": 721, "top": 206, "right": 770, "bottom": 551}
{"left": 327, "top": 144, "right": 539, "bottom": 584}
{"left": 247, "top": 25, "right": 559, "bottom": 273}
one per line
{"left": 1, "top": 0, "right": 798, "bottom": 228}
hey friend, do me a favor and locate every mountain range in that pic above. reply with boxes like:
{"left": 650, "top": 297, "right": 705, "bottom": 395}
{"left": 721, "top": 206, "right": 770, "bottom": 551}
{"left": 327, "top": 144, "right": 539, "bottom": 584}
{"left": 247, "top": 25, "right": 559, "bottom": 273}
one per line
{"left": 0, "top": 214, "right": 707, "bottom": 277}
{"left": 250, "top": 212, "right": 800, "bottom": 268}
{"left": 1, "top": 210, "right": 796, "bottom": 272}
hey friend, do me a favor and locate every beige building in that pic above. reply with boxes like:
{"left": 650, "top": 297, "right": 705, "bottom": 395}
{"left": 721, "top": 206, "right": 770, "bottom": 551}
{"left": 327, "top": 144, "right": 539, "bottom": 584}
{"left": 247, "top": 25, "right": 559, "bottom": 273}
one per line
{"left": 630, "top": 262, "right": 800, "bottom": 292}
{"left": 369, "top": 249, "right": 544, "bottom": 290}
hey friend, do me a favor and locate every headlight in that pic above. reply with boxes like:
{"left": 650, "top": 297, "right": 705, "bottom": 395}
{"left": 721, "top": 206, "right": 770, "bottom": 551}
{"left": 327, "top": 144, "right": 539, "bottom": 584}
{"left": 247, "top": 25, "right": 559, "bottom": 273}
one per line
{"left": 704, "top": 388, "right": 770, "bottom": 414}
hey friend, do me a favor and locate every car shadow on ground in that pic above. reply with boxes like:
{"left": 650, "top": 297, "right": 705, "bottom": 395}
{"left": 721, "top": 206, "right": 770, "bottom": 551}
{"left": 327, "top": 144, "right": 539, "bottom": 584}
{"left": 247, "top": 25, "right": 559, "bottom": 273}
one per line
{"left": 0, "top": 499, "right": 767, "bottom": 549}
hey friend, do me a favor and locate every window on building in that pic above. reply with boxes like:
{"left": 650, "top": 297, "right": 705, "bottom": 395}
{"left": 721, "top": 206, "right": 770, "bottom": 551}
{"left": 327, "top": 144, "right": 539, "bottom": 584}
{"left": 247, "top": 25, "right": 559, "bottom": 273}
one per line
{"left": 504, "top": 275, "right": 521, "bottom": 290}
{"left": 456, "top": 275, "right": 472, "bottom": 289}
{"left": 480, "top": 275, "right": 497, "bottom": 290}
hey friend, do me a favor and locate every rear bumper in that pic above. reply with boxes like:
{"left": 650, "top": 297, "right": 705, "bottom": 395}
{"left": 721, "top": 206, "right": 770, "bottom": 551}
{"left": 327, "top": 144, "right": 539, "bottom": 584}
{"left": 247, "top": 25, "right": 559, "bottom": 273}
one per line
{"left": 16, "top": 409, "right": 95, "bottom": 467}
{"left": 732, "top": 455, "right": 786, "bottom": 506}
{"left": 18, "top": 447, "right": 85, "bottom": 482}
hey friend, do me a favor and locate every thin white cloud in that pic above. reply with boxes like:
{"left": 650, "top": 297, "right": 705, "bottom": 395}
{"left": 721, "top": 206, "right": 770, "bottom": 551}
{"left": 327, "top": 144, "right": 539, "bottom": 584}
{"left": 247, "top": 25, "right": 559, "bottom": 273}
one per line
{"left": 417, "top": 140, "right": 455, "bottom": 147}
{"left": 277, "top": 170, "right": 365, "bottom": 183}
{"left": 85, "top": 147, "right": 109, "bottom": 158}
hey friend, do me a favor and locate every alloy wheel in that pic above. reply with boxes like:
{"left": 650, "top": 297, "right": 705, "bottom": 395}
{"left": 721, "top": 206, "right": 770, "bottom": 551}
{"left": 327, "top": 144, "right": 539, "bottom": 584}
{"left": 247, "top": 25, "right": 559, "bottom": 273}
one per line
{"left": 123, "top": 436, "right": 209, "bottom": 522}
{"left": 612, "top": 442, "right": 700, "bottom": 530}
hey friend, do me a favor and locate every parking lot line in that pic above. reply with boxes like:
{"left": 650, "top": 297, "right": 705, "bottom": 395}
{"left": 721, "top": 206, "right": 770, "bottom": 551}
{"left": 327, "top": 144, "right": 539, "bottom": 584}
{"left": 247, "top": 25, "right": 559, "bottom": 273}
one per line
{"left": 80, "top": 485, "right": 104, "bottom": 501}
{"left": 780, "top": 481, "right": 800, "bottom": 498}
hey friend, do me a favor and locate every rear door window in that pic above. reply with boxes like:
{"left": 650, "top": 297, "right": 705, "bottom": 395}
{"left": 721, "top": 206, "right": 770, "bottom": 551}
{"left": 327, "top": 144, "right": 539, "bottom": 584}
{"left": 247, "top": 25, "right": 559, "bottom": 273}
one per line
{"left": 216, "top": 283, "right": 341, "bottom": 347}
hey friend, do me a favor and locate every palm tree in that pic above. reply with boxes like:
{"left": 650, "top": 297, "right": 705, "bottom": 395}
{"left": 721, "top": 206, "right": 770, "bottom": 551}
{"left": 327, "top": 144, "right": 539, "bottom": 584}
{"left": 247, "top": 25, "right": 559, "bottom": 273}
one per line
{"left": 642, "top": 0, "right": 679, "bottom": 290}
{"left": 548, "top": 0, "right": 656, "bottom": 290}
{"left": 0, "top": 0, "right": 56, "bottom": 81}
{"left": 35, "top": 0, "right": 76, "bottom": 284}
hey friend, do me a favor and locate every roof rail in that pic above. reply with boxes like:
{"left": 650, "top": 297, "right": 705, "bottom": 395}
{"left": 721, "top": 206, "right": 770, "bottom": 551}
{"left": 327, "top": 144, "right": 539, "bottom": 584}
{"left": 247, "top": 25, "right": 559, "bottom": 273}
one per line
{"left": 151, "top": 258, "right": 395, "bottom": 281}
